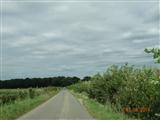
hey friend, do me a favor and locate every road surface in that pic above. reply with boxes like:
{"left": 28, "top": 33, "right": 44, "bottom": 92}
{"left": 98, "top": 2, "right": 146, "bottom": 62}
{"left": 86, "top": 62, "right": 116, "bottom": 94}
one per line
{"left": 18, "top": 89, "right": 94, "bottom": 120}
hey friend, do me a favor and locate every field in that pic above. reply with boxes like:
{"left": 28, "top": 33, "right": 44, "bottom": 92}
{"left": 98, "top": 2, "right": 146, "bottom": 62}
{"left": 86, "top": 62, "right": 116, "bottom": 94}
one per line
{"left": 69, "top": 64, "right": 160, "bottom": 120}
{"left": 0, "top": 87, "right": 60, "bottom": 120}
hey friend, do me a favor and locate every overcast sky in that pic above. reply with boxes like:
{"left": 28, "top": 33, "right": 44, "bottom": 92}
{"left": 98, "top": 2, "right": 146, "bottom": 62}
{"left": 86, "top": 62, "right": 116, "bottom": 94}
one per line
{"left": 1, "top": 0, "right": 160, "bottom": 80}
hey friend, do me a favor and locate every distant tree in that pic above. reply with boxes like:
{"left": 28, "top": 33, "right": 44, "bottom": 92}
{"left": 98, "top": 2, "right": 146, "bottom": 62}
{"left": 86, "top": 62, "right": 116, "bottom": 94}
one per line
{"left": 82, "top": 76, "right": 91, "bottom": 81}
{"left": 0, "top": 76, "right": 80, "bottom": 89}
{"left": 144, "top": 48, "right": 160, "bottom": 63}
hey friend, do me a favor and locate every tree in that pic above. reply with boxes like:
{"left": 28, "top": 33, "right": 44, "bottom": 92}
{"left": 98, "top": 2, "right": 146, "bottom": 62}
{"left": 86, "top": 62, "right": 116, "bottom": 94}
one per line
{"left": 0, "top": 76, "right": 80, "bottom": 89}
{"left": 144, "top": 48, "right": 160, "bottom": 63}
{"left": 82, "top": 76, "right": 91, "bottom": 81}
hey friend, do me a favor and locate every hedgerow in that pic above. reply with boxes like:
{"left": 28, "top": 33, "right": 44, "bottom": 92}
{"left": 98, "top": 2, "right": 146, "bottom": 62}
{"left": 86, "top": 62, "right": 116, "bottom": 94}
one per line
{"left": 69, "top": 64, "right": 160, "bottom": 120}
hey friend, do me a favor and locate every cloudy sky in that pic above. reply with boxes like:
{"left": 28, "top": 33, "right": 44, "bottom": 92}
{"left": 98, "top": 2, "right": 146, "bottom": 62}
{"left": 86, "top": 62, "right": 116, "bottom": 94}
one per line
{"left": 1, "top": 0, "right": 160, "bottom": 80}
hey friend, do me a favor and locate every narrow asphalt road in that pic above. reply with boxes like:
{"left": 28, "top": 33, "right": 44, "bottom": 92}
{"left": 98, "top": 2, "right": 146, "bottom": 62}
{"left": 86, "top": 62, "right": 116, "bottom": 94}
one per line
{"left": 17, "top": 89, "right": 94, "bottom": 120}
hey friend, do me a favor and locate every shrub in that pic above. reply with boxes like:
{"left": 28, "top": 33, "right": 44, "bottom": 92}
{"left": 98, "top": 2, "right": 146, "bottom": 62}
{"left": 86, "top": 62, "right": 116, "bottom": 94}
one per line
{"left": 29, "top": 88, "right": 36, "bottom": 99}
{"left": 70, "top": 64, "right": 160, "bottom": 120}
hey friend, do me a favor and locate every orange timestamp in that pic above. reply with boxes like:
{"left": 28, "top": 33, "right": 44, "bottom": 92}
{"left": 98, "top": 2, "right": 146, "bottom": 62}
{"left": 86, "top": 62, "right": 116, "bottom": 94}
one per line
{"left": 123, "top": 107, "right": 151, "bottom": 113}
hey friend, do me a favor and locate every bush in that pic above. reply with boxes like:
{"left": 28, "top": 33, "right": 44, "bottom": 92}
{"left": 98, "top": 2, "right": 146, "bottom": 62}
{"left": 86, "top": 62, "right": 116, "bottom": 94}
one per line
{"left": 70, "top": 64, "right": 160, "bottom": 120}
{"left": 29, "top": 88, "right": 36, "bottom": 99}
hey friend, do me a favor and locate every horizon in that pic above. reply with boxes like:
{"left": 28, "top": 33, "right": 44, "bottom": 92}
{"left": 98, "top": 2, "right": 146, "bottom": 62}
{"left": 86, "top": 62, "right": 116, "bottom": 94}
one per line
{"left": 1, "top": 63, "right": 159, "bottom": 80}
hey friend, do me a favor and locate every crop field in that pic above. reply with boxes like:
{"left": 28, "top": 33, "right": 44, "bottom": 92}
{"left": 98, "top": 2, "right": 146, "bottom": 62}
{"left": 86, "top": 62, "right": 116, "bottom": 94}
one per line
{"left": 0, "top": 87, "right": 60, "bottom": 120}
{"left": 0, "top": 87, "right": 59, "bottom": 105}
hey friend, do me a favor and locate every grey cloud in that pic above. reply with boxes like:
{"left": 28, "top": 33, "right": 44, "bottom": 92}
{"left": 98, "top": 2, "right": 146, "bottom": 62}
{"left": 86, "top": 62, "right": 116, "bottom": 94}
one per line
{"left": 1, "top": 1, "right": 159, "bottom": 79}
{"left": 122, "top": 29, "right": 159, "bottom": 43}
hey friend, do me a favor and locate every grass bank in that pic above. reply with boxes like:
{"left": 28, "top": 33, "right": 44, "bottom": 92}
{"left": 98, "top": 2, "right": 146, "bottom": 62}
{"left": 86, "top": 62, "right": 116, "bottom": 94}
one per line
{"left": 0, "top": 88, "right": 60, "bottom": 120}
{"left": 72, "top": 91, "right": 139, "bottom": 120}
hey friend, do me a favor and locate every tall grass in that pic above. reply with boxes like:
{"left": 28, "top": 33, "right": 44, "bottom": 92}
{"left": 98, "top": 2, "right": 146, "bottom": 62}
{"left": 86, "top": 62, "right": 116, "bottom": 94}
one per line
{"left": 69, "top": 64, "right": 160, "bottom": 120}
{"left": 0, "top": 87, "right": 59, "bottom": 105}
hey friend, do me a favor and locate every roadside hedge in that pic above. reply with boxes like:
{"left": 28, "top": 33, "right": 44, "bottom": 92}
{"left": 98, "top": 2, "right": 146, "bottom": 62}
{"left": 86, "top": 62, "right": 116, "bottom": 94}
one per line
{"left": 69, "top": 64, "right": 160, "bottom": 120}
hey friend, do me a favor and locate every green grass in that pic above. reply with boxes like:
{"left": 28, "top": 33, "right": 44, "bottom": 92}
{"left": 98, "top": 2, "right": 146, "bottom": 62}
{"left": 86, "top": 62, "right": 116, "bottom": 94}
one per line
{"left": 72, "top": 91, "right": 139, "bottom": 120}
{"left": 0, "top": 90, "right": 59, "bottom": 120}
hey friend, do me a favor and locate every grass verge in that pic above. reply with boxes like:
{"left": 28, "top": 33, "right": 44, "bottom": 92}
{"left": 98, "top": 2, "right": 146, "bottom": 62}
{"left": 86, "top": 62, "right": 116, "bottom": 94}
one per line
{"left": 0, "top": 90, "right": 59, "bottom": 120}
{"left": 71, "top": 91, "right": 139, "bottom": 120}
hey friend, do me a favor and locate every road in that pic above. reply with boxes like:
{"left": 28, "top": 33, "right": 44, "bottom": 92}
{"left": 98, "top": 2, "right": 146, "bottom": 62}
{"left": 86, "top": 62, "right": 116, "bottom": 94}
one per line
{"left": 18, "top": 89, "right": 94, "bottom": 120}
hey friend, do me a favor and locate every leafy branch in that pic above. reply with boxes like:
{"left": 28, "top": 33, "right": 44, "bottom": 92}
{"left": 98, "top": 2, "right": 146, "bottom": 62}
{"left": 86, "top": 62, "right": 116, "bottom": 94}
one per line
{"left": 144, "top": 48, "right": 160, "bottom": 63}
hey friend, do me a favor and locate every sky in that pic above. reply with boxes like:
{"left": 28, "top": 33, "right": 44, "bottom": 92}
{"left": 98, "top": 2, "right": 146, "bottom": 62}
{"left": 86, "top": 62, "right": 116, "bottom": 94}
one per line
{"left": 0, "top": 0, "right": 160, "bottom": 80}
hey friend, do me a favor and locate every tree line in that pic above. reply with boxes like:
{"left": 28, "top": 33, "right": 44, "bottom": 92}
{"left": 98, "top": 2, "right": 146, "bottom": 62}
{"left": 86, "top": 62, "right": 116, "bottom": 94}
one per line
{"left": 0, "top": 76, "right": 90, "bottom": 89}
